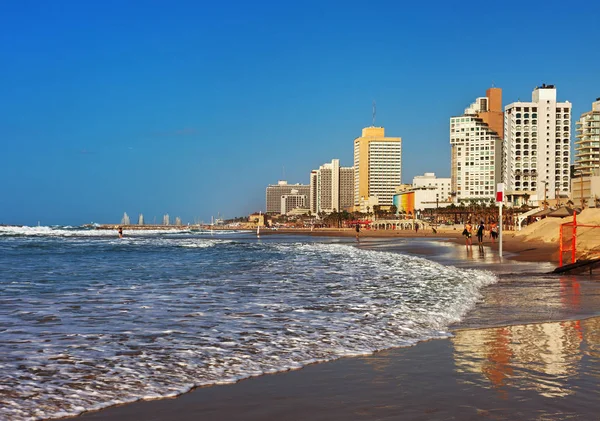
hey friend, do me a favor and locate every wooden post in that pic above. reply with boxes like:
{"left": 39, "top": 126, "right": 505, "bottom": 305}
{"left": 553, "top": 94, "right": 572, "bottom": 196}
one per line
{"left": 559, "top": 224, "right": 563, "bottom": 267}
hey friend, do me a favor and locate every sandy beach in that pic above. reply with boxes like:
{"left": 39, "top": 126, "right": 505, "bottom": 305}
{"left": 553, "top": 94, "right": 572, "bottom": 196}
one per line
{"left": 72, "top": 234, "right": 600, "bottom": 421}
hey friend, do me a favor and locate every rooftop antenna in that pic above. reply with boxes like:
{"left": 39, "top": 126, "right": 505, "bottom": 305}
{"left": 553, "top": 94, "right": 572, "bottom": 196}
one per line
{"left": 491, "top": 80, "right": 495, "bottom": 88}
{"left": 372, "top": 100, "right": 376, "bottom": 126}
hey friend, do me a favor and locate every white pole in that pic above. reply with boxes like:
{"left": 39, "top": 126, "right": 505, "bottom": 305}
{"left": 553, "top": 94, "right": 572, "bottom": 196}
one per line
{"left": 499, "top": 200, "right": 503, "bottom": 258}
{"left": 497, "top": 182, "right": 504, "bottom": 259}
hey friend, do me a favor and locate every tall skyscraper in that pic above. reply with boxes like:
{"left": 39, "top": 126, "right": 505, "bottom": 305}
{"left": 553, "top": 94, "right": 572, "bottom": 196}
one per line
{"left": 450, "top": 88, "right": 503, "bottom": 203}
{"left": 353, "top": 127, "right": 402, "bottom": 210}
{"left": 309, "top": 159, "right": 354, "bottom": 215}
{"left": 574, "top": 98, "right": 600, "bottom": 177}
{"left": 503, "top": 84, "right": 572, "bottom": 203}
{"left": 265, "top": 181, "right": 310, "bottom": 214}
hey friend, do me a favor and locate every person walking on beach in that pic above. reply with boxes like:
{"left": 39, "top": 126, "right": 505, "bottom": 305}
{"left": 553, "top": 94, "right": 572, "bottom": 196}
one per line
{"left": 415, "top": 223, "right": 419, "bottom": 234}
{"left": 117, "top": 226, "right": 123, "bottom": 239}
{"left": 355, "top": 223, "right": 361, "bottom": 241}
{"left": 490, "top": 222, "right": 498, "bottom": 243}
{"left": 476, "top": 221, "right": 485, "bottom": 248}
{"left": 463, "top": 222, "right": 472, "bottom": 247}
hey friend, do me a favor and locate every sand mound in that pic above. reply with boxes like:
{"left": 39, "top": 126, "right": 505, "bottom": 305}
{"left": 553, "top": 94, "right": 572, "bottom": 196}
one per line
{"left": 515, "top": 208, "right": 600, "bottom": 255}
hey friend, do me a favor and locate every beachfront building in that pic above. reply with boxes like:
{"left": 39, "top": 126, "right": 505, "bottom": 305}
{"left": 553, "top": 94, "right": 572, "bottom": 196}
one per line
{"left": 393, "top": 188, "right": 453, "bottom": 216}
{"left": 574, "top": 98, "right": 600, "bottom": 177}
{"left": 281, "top": 190, "right": 308, "bottom": 215}
{"left": 309, "top": 159, "right": 354, "bottom": 215}
{"left": 571, "top": 175, "right": 600, "bottom": 208}
{"left": 450, "top": 88, "right": 503, "bottom": 204}
{"left": 266, "top": 181, "right": 311, "bottom": 214}
{"left": 353, "top": 126, "right": 402, "bottom": 211}
{"left": 571, "top": 98, "right": 600, "bottom": 208}
{"left": 412, "top": 172, "right": 451, "bottom": 203}
{"left": 503, "top": 84, "right": 572, "bottom": 206}
{"left": 248, "top": 213, "right": 265, "bottom": 227}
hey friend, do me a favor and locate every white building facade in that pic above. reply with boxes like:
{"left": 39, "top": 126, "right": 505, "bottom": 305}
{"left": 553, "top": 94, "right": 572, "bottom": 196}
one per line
{"left": 412, "top": 172, "right": 451, "bottom": 202}
{"left": 450, "top": 97, "right": 502, "bottom": 204}
{"left": 309, "top": 159, "right": 354, "bottom": 215}
{"left": 503, "top": 85, "right": 572, "bottom": 205}
{"left": 574, "top": 98, "right": 600, "bottom": 177}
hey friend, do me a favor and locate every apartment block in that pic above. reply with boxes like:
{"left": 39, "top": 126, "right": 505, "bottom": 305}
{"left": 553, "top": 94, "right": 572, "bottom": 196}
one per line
{"left": 574, "top": 98, "right": 600, "bottom": 177}
{"left": 503, "top": 84, "right": 571, "bottom": 204}
{"left": 450, "top": 88, "right": 503, "bottom": 203}
{"left": 309, "top": 159, "right": 354, "bottom": 215}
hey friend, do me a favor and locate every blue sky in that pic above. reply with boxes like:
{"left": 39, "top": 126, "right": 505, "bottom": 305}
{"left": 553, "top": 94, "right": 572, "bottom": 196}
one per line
{"left": 1, "top": 0, "right": 599, "bottom": 225}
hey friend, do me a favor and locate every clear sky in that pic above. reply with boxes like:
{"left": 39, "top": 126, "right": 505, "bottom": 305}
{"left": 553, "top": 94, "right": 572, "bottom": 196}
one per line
{"left": 1, "top": 0, "right": 599, "bottom": 225}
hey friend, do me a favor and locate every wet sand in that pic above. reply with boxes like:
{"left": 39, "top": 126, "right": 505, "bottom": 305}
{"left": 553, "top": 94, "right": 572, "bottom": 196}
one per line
{"left": 75, "top": 238, "right": 600, "bottom": 421}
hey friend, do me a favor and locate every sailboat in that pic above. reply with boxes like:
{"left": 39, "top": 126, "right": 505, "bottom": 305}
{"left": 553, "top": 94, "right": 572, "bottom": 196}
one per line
{"left": 257, "top": 211, "right": 261, "bottom": 238}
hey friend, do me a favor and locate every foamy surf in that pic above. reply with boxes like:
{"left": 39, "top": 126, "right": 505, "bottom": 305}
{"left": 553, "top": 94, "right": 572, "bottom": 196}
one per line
{"left": 0, "top": 234, "right": 497, "bottom": 420}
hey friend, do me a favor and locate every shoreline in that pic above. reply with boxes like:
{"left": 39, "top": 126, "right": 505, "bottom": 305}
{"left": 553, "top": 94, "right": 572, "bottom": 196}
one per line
{"left": 261, "top": 227, "right": 561, "bottom": 264}
{"left": 69, "top": 235, "right": 600, "bottom": 421}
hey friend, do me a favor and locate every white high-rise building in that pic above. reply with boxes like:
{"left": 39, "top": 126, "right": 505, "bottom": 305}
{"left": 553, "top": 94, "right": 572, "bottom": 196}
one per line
{"left": 450, "top": 88, "right": 503, "bottom": 203}
{"left": 353, "top": 127, "right": 402, "bottom": 210}
{"left": 412, "top": 172, "right": 451, "bottom": 202}
{"left": 309, "top": 159, "right": 354, "bottom": 214}
{"left": 503, "top": 84, "right": 572, "bottom": 204}
{"left": 574, "top": 98, "right": 600, "bottom": 177}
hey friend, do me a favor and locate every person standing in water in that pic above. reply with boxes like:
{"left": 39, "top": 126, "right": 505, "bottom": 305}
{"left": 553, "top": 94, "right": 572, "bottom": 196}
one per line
{"left": 117, "top": 226, "right": 123, "bottom": 239}
{"left": 463, "top": 222, "right": 473, "bottom": 247}
{"left": 476, "top": 221, "right": 485, "bottom": 248}
{"left": 355, "top": 223, "right": 361, "bottom": 241}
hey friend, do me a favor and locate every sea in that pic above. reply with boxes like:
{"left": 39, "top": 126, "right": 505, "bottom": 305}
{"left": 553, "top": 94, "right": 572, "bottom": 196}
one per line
{"left": 0, "top": 226, "right": 498, "bottom": 420}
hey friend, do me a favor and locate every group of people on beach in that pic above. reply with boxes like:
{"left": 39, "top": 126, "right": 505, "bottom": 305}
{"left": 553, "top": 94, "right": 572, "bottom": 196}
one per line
{"left": 462, "top": 221, "right": 498, "bottom": 248}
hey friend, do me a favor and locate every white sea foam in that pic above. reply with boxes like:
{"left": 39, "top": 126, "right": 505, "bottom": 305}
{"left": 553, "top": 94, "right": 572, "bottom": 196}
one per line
{"left": 0, "top": 225, "right": 195, "bottom": 237}
{"left": 0, "top": 237, "right": 497, "bottom": 420}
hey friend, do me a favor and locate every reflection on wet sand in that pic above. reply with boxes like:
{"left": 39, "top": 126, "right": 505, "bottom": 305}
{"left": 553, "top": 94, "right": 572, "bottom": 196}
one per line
{"left": 452, "top": 318, "right": 600, "bottom": 399}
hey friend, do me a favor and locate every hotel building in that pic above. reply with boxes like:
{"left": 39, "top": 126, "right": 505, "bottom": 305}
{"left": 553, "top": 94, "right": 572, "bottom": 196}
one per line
{"left": 309, "top": 159, "right": 354, "bottom": 215}
{"left": 572, "top": 98, "right": 600, "bottom": 207}
{"left": 265, "top": 181, "right": 310, "bottom": 214}
{"left": 450, "top": 88, "right": 503, "bottom": 203}
{"left": 503, "top": 84, "right": 572, "bottom": 205}
{"left": 574, "top": 98, "right": 600, "bottom": 177}
{"left": 353, "top": 126, "right": 402, "bottom": 211}
{"left": 281, "top": 190, "right": 308, "bottom": 215}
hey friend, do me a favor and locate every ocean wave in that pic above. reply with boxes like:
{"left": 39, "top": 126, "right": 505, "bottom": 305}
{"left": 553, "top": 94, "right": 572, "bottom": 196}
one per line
{"left": 0, "top": 225, "right": 188, "bottom": 237}
{"left": 0, "top": 238, "right": 497, "bottom": 420}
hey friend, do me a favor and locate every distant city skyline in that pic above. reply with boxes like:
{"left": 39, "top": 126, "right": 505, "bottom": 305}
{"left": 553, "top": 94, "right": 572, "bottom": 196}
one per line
{"left": 1, "top": 2, "right": 599, "bottom": 225}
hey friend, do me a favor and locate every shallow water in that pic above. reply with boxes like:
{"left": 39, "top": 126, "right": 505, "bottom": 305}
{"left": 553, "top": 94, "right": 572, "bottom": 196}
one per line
{"left": 0, "top": 227, "right": 497, "bottom": 420}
